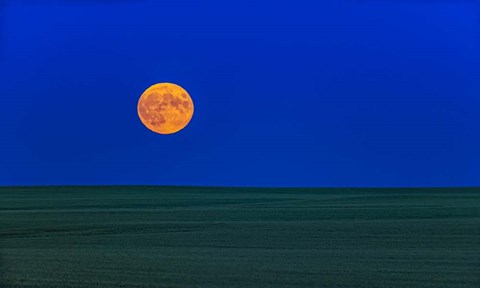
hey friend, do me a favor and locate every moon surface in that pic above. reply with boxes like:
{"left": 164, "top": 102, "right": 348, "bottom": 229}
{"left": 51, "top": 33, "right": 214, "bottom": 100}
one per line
{"left": 137, "top": 83, "right": 194, "bottom": 134}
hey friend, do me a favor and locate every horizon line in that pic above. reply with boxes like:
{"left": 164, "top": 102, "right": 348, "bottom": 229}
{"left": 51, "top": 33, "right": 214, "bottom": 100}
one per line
{"left": 0, "top": 185, "right": 479, "bottom": 190}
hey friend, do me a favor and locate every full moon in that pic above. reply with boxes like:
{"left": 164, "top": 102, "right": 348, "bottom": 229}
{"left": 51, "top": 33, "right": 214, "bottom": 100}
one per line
{"left": 137, "top": 83, "right": 194, "bottom": 134}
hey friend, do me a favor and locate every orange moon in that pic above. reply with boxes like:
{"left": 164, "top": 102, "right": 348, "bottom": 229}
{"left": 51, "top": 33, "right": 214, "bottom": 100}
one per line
{"left": 137, "top": 83, "right": 194, "bottom": 134}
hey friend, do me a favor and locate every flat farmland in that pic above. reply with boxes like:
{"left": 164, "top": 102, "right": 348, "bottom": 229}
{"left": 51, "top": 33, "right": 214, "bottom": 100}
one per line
{"left": 1, "top": 186, "right": 479, "bottom": 287}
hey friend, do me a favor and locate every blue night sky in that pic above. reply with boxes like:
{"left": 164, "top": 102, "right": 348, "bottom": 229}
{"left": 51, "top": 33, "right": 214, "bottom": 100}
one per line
{"left": 0, "top": 0, "right": 478, "bottom": 187}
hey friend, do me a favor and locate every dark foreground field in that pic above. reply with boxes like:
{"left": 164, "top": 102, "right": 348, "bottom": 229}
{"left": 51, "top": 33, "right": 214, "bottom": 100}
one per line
{"left": 1, "top": 186, "right": 479, "bottom": 288}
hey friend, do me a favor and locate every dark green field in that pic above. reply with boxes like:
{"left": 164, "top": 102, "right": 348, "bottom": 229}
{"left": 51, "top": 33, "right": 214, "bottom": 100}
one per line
{"left": 1, "top": 187, "right": 479, "bottom": 287}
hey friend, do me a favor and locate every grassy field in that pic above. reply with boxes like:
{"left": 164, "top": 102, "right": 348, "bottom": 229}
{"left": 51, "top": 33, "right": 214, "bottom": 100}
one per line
{"left": 1, "top": 186, "right": 479, "bottom": 287}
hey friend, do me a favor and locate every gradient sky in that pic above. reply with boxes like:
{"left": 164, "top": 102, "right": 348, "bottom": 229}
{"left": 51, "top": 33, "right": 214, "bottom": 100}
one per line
{"left": 0, "top": 0, "right": 478, "bottom": 187}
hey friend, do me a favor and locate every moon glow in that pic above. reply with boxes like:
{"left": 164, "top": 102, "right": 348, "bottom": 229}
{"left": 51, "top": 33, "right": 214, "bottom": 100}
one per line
{"left": 137, "top": 83, "right": 194, "bottom": 134}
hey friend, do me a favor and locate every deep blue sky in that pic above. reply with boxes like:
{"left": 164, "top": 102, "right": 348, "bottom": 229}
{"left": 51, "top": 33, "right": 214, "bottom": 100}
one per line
{"left": 0, "top": 0, "right": 479, "bottom": 187}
